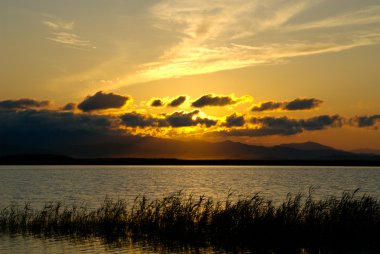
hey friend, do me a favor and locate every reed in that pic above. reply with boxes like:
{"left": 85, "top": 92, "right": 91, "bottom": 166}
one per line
{"left": 1, "top": 190, "right": 379, "bottom": 250}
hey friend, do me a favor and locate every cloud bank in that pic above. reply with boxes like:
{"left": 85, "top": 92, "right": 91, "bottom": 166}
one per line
{"left": 212, "top": 115, "right": 342, "bottom": 137}
{"left": 0, "top": 99, "right": 50, "bottom": 110}
{"left": 121, "top": 110, "right": 217, "bottom": 128}
{"left": 0, "top": 109, "right": 116, "bottom": 134}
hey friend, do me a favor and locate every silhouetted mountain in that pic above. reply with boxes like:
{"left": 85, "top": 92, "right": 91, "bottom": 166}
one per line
{"left": 277, "top": 141, "right": 338, "bottom": 151}
{"left": 121, "top": 139, "right": 360, "bottom": 160}
{"left": 2, "top": 131, "right": 380, "bottom": 162}
{"left": 274, "top": 141, "right": 354, "bottom": 159}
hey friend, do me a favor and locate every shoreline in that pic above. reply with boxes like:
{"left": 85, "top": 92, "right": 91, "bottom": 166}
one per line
{"left": 1, "top": 154, "right": 380, "bottom": 166}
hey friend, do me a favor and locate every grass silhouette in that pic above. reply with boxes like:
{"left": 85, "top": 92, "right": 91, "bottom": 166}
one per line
{"left": 1, "top": 189, "right": 379, "bottom": 251}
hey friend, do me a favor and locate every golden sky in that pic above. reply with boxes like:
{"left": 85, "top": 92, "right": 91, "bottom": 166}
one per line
{"left": 1, "top": 0, "right": 380, "bottom": 151}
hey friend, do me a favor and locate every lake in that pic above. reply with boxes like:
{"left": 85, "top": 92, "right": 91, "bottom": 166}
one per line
{"left": 1, "top": 165, "right": 380, "bottom": 253}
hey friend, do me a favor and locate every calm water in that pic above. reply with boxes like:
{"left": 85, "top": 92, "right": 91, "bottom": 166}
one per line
{"left": 0, "top": 165, "right": 379, "bottom": 253}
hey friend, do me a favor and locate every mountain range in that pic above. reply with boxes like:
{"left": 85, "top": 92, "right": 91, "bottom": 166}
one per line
{"left": 1, "top": 131, "right": 379, "bottom": 161}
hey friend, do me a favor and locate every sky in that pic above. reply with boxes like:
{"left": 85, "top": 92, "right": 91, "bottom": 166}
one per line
{"left": 1, "top": 0, "right": 380, "bottom": 153}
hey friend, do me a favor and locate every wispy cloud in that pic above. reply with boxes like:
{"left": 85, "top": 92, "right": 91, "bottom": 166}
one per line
{"left": 285, "top": 5, "right": 380, "bottom": 32}
{"left": 47, "top": 32, "right": 91, "bottom": 49}
{"left": 43, "top": 1, "right": 380, "bottom": 92}
{"left": 130, "top": 1, "right": 380, "bottom": 83}
{"left": 43, "top": 15, "right": 94, "bottom": 50}
{"left": 42, "top": 20, "right": 75, "bottom": 30}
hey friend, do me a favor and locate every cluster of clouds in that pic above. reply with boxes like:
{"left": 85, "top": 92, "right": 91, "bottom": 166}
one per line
{"left": 150, "top": 95, "right": 187, "bottom": 107}
{"left": 351, "top": 115, "right": 380, "bottom": 128}
{"left": 149, "top": 95, "right": 322, "bottom": 112}
{"left": 150, "top": 94, "right": 249, "bottom": 108}
{"left": 66, "top": 92, "right": 323, "bottom": 116}
{"left": 0, "top": 91, "right": 379, "bottom": 141}
{"left": 0, "top": 109, "right": 115, "bottom": 133}
{"left": 121, "top": 110, "right": 217, "bottom": 128}
{"left": 212, "top": 114, "right": 342, "bottom": 137}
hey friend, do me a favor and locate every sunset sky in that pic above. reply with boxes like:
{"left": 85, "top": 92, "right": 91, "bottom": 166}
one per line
{"left": 1, "top": 0, "right": 380, "bottom": 153}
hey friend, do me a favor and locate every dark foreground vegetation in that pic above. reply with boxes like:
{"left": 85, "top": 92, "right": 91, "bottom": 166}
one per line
{"left": 1, "top": 190, "right": 379, "bottom": 252}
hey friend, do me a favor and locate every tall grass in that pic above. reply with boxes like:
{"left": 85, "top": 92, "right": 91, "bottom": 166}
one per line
{"left": 1, "top": 190, "right": 379, "bottom": 250}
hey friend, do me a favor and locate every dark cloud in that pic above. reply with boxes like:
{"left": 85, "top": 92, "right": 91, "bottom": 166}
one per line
{"left": 0, "top": 109, "right": 115, "bottom": 133}
{"left": 191, "top": 94, "right": 237, "bottom": 108}
{"left": 213, "top": 127, "right": 300, "bottom": 137}
{"left": 254, "top": 115, "right": 342, "bottom": 134}
{"left": 225, "top": 113, "right": 245, "bottom": 127}
{"left": 165, "top": 110, "right": 199, "bottom": 127}
{"left": 300, "top": 115, "right": 342, "bottom": 130}
{"left": 168, "top": 96, "right": 186, "bottom": 107}
{"left": 166, "top": 110, "right": 217, "bottom": 127}
{"left": 250, "top": 117, "right": 303, "bottom": 136}
{"left": 0, "top": 109, "right": 141, "bottom": 157}
{"left": 197, "top": 118, "right": 218, "bottom": 127}
{"left": 78, "top": 91, "right": 130, "bottom": 112}
{"left": 251, "top": 98, "right": 322, "bottom": 112}
{"left": 120, "top": 110, "right": 217, "bottom": 128}
{"left": 0, "top": 98, "right": 50, "bottom": 110}
{"left": 211, "top": 115, "right": 342, "bottom": 137}
{"left": 350, "top": 115, "right": 380, "bottom": 128}
{"left": 284, "top": 98, "right": 323, "bottom": 110}
{"left": 120, "top": 112, "right": 165, "bottom": 128}
{"left": 251, "top": 101, "right": 283, "bottom": 112}
{"left": 62, "top": 103, "right": 76, "bottom": 111}
{"left": 150, "top": 99, "right": 164, "bottom": 107}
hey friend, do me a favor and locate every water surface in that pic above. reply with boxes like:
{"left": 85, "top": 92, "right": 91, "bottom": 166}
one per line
{"left": 0, "top": 165, "right": 379, "bottom": 253}
{"left": 0, "top": 165, "right": 379, "bottom": 209}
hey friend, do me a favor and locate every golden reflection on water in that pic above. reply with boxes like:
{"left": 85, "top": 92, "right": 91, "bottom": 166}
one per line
{"left": 0, "top": 165, "right": 379, "bottom": 210}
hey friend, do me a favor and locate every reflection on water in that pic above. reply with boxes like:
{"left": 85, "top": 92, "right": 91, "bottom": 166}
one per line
{"left": 0, "top": 166, "right": 379, "bottom": 209}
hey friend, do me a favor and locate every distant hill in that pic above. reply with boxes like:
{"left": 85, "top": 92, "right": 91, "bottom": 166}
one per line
{"left": 1, "top": 133, "right": 380, "bottom": 162}
{"left": 351, "top": 149, "right": 380, "bottom": 156}
{"left": 104, "top": 139, "right": 361, "bottom": 160}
